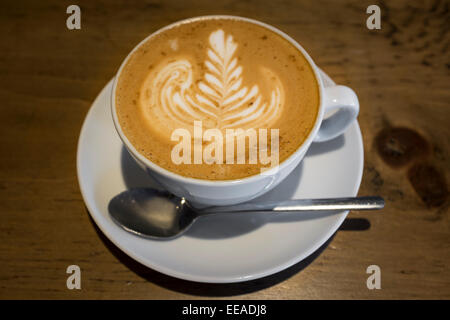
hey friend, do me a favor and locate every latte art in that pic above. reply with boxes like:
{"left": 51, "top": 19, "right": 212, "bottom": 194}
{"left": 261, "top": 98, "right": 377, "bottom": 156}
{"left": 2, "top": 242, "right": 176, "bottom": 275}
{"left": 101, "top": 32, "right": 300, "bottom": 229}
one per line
{"left": 140, "top": 29, "right": 284, "bottom": 133}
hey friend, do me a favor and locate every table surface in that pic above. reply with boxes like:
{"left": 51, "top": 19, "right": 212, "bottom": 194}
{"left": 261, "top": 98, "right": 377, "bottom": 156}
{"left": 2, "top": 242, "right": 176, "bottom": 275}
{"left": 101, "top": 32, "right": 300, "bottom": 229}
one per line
{"left": 0, "top": 0, "right": 448, "bottom": 299}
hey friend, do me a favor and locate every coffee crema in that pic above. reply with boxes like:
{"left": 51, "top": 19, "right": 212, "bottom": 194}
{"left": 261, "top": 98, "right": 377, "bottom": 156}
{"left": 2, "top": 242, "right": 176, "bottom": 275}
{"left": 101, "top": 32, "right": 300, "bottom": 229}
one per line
{"left": 116, "top": 18, "right": 320, "bottom": 180}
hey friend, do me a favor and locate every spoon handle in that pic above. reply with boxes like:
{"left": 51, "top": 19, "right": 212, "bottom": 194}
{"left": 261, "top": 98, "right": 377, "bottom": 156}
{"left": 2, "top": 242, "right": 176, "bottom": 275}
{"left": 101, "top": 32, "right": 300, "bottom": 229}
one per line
{"left": 201, "top": 196, "right": 385, "bottom": 214}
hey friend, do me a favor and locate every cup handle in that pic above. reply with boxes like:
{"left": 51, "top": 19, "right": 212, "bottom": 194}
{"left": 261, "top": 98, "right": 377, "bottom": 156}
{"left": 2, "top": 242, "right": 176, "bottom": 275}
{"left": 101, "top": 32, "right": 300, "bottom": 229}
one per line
{"left": 314, "top": 85, "right": 359, "bottom": 142}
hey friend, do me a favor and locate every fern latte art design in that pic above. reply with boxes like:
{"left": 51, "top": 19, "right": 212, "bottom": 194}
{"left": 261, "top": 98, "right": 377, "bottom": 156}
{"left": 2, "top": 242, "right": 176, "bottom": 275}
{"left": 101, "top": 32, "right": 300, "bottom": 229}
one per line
{"left": 140, "top": 29, "right": 283, "bottom": 132}
{"left": 116, "top": 18, "right": 320, "bottom": 180}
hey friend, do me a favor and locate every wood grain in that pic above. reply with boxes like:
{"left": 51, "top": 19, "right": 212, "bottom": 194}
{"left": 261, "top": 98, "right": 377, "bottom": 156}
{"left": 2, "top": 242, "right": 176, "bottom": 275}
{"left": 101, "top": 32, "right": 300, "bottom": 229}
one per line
{"left": 0, "top": 0, "right": 448, "bottom": 299}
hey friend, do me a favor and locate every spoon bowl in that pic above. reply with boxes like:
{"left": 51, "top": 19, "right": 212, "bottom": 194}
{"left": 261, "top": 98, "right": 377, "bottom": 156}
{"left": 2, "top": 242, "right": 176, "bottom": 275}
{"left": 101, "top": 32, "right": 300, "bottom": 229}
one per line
{"left": 109, "top": 189, "right": 198, "bottom": 239}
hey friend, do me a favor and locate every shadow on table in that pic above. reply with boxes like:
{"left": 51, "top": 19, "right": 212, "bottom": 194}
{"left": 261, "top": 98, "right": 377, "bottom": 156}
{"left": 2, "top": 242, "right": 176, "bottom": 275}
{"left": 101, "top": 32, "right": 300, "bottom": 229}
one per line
{"left": 88, "top": 213, "right": 369, "bottom": 297}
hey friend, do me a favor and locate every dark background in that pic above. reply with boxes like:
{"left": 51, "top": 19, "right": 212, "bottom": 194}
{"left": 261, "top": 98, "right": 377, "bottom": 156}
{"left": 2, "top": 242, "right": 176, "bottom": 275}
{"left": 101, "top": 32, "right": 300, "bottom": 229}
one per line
{"left": 0, "top": 0, "right": 448, "bottom": 299}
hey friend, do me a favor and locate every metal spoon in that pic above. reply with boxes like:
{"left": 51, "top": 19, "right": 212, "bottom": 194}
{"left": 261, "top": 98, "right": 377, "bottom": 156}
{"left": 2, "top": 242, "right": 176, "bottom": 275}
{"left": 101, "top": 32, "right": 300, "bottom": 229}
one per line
{"left": 108, "top": 188, "right": 384, "bottom": 240}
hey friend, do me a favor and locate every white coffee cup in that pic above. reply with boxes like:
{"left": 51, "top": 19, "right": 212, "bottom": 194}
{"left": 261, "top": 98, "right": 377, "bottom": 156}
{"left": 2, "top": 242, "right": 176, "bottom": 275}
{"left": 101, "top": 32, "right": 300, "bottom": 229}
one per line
{"left": 111, "top": 15, "right": 359, "bottom": 206}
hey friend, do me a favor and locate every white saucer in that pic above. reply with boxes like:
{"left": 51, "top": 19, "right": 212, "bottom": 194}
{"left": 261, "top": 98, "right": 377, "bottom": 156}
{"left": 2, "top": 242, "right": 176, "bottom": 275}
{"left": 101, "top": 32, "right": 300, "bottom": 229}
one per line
{"left": 77, "top": 70, "right": 364, "bottom": 283}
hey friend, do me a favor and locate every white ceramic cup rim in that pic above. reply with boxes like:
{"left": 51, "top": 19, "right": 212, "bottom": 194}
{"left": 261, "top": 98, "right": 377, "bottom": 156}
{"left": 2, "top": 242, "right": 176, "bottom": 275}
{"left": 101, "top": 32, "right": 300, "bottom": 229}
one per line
{"left": 111, "top": 15, "right": 326, "bottom": 186}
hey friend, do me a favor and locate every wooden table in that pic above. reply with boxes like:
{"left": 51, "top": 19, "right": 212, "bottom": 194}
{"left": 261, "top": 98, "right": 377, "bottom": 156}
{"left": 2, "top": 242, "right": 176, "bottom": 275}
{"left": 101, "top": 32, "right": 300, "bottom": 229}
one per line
{"left": 0, "top": 0, "right": 448, "bottom": 299}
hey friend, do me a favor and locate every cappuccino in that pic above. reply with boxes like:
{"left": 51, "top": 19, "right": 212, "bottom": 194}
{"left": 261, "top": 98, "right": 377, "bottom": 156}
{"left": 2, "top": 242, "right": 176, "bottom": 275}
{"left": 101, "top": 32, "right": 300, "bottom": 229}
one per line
{"left": 115, "top": 17, "right": 319, "bottom": 180}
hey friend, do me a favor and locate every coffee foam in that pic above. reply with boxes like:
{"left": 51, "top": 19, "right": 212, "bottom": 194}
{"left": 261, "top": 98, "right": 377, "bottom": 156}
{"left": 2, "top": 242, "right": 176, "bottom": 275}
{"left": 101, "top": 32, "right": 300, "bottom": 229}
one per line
{"left": 116, "top": 18, "right": 320, "bottom": 180}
